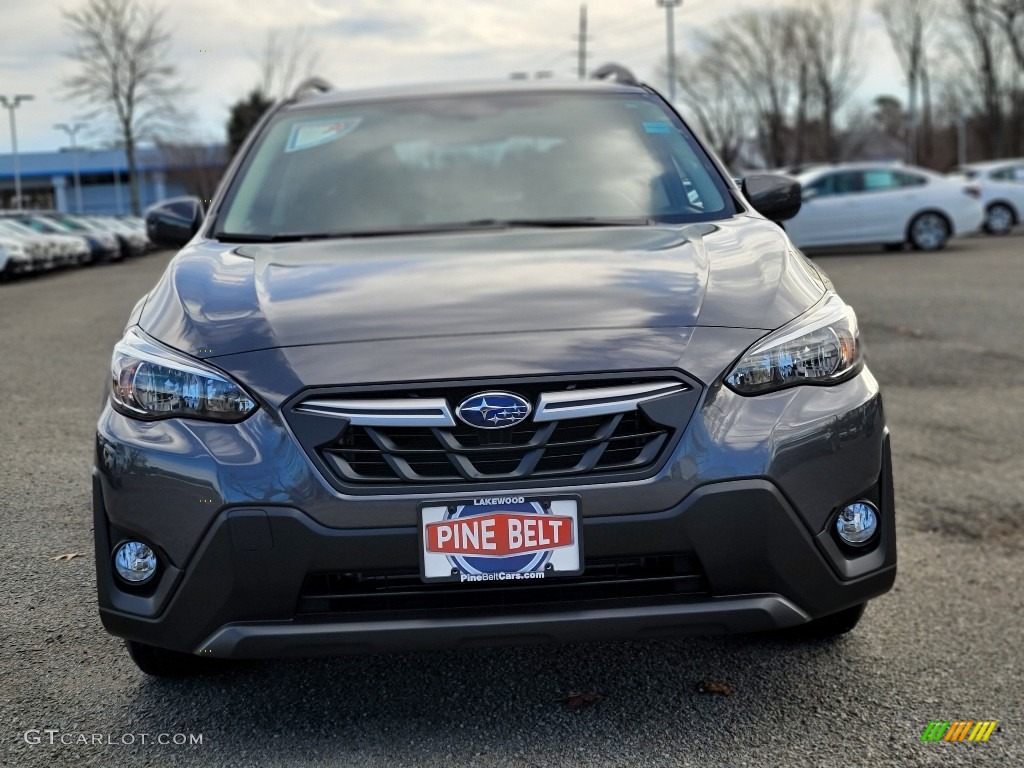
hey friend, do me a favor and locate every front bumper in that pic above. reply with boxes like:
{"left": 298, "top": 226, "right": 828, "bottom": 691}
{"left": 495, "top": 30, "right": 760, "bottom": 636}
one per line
{"left": 94, "top": 422, "right": 896, "bottom": 657}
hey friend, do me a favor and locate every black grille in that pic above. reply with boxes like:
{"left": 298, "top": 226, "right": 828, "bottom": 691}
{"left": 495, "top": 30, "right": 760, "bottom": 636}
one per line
{"left": 284, "top": 374, "right": 702, "bottom": 490}
{"left": 325, "top": 410, "right": 667, "bottom": 484}
{"left": 298, "top": 555, "right": 708, "bottom": 616}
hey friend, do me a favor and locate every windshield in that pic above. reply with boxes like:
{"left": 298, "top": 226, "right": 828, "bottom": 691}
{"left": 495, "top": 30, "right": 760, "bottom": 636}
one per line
{"left": 0, "top": 220, "right": 40, "bottom": 237}
{"left": 55, "top": 217, "right": 89, "bottom": 231}
{"left": 23, "top": 218, "right": 66, "bottom": 234}
{"left": 217, "top": 91, "right": 735, "bottom": 239}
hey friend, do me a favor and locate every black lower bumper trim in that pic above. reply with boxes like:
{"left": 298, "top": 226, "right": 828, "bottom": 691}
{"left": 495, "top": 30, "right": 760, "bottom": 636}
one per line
{"left": 197, "top": 596, "right": 810, "bottom": 658}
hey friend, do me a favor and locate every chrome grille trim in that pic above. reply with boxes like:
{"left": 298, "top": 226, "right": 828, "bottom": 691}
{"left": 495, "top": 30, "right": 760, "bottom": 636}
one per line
{"left": 295, "top": 398, "right": 456, "bottom": 428}
{"left": 533, "top": 381, "right": 689, "bottom": 422}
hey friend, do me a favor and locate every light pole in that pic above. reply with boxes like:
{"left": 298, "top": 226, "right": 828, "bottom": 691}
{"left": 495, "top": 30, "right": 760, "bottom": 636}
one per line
{"left": 0, "top": 94, "right": 34, "bottom": 210}
{"left": 657, "top": 0, "right": 683, "bottom": 103}
{"left": 54, "top": 122, "right": 88, "bottom": 214}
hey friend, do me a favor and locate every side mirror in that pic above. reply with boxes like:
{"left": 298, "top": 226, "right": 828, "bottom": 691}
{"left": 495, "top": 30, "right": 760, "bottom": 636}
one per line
{"left": 144, "top": 196, "right": 204, "bottom": 249}
{"left": 741, "top": 174, "right": 802, "bottom": 222}
{"left": 801, "top": 187, "right": 819, "bottom": 202}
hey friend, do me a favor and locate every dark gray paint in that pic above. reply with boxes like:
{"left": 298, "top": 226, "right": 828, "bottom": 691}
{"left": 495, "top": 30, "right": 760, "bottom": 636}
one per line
{"left": 138, "top": 217, "right": 824, "bottom": 361}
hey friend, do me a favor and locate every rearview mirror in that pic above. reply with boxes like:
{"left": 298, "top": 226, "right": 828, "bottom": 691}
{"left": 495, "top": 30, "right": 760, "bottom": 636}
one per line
{"left": 144, "top": 196, "right": 205, "bottom": 249}
{"left": 741, "top": 174, "right": 802, "bottom": 222}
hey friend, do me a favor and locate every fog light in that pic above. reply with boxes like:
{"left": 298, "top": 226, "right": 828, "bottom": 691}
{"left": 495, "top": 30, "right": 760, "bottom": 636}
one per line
{"left": 114, "top": 541, "right": 157, "bottom": 584}
{"left": 835, "top": 502, "right": 879, "bottom": 546}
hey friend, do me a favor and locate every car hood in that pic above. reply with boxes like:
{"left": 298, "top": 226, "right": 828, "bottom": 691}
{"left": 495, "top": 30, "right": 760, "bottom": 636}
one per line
{"left": 139, "top": 216, "right": 824, "bottom": 360}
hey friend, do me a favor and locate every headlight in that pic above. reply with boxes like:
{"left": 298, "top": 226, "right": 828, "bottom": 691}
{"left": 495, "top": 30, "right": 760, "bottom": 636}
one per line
{"left": 111, "top": 327, "right": 257, "bottom": 421}
{"left": 725, "top": 294, "right": 861, "bottom": 395}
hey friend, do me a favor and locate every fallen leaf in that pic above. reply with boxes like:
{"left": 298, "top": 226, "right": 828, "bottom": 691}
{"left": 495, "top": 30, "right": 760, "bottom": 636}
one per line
{"left": 558, "top": 691, "right": 602, "bottom": 711}
{"left": 695, "top": 680, "right": 733, "bottom": 696}
{"left": 52, "top": 553, "right": 84, "bottom": 562}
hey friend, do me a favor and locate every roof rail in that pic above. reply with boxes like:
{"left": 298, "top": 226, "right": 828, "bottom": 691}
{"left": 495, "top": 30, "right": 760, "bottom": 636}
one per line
{"left": 590, "top": 63, "right": 639, "bottom": 86}
{"left": 291, "top": 77, "right": 334, "bottom": 100}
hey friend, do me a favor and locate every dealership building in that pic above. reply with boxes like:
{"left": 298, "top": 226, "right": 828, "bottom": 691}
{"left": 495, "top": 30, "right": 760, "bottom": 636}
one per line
{"left": 0, "top": 145, "right": 223, "bottom": 214}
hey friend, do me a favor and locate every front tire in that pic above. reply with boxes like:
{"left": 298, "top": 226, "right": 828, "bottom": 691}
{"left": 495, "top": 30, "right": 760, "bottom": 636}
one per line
{"left": 909, "top": 212, "right": 950, "bottom": 251}
{"left": 984, "top": 203, "right": 1015, "bottom": 235}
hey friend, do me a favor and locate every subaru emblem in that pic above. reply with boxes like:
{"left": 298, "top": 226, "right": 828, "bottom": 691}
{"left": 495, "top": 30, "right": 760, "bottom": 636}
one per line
{"left": 456, "top": 392, "right": 532, "bottom": 430}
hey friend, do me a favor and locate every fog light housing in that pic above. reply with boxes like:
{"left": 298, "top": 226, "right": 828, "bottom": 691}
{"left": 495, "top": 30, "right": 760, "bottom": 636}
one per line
{"left": 114, "top": 541, "right": 158, "bottom": 584}
{"left": 835, "top": 501, "right": 879, "bottom": 546}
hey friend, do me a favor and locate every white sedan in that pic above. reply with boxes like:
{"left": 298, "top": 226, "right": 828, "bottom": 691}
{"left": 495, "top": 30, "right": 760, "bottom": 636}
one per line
{"left": 949, "top": 159, "right": 1024, "bottom": 235}
{"left": 784, "top": 164, "right": 984, "bottom": 251}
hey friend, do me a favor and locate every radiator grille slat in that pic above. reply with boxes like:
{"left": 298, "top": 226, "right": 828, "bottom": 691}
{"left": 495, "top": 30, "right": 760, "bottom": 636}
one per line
{"left": 325, "top": 409, "right": 669, "bottom": 484}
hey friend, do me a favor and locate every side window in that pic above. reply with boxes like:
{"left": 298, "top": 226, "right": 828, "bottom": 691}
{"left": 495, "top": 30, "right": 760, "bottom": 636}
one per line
{"left": 863, "top": 169, "right": 900, "bottom": 191}
{"left": 990, "top": 167, "right": 1015, "bottom": 181}
{"left": 895, "top": 172, "right": 927, "bottom": 187}
{"left": 804, "top": 175, "right": 831, "bottom": 197}
{"left": 805, "top": 171, "right": 861, "bottom": 197}
{"left": 832, "top": 172, "right": 862, "bottom": 194}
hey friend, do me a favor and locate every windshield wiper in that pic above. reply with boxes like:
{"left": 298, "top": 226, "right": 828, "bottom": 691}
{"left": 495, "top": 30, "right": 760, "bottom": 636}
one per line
{"left": 216, "top": 216, "right": 652, "bottom": 243}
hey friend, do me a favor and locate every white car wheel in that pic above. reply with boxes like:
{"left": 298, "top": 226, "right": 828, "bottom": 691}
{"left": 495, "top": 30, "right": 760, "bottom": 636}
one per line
{"left": 984, "top": 203, "right": 1015, "bottom": 235}
{"left": 909, "top": 213, "right": 950, "bottom": 251}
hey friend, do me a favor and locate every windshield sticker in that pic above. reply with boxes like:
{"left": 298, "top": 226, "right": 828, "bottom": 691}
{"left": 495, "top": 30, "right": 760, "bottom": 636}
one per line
{"left": 285, "top": 118, "right": 362, "bottom": 153}
{"left": 643, "top": 121, "right": 673, "bottom": 134}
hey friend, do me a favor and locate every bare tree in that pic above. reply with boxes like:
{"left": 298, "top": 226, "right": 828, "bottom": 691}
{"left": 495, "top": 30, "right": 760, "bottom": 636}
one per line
{"left": 63, "top": 0, "right": 187, "bottom": 215}
{"left": 982, "top": 0, "right": 1024, "bottom": 154}
{"left": 983, "top": 0, "right": 1024, "bottom": 72}
{"left": 705, "top": 9, "right": 803, "bottom": 168}
{"left": 156, "top": 140, "right": 227, "bottom": 203}
{"left": 801, "top": 0, "right": 863, "bottom": 161}
{"left": 876, "top": 0, "right": 936, "bottom": 163}
{"left": 947, "top": 0, "right": 1013, "bottom": 157}
{"left": 222, "top": 27, "right": 323, "bottom": 160}
{"left": 256, "top": 27, "right": 323, "bottom": 99}
{"left": 675, "top": 51, "right": 752, "bottom": 170}
{"left": 789, "top": 15, "right": 816, "bottom": 166}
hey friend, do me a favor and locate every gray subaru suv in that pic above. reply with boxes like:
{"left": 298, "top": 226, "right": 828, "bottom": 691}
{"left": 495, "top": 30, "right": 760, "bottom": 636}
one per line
{"left": 97, "top": 68, "right": 895, "bottom": 675}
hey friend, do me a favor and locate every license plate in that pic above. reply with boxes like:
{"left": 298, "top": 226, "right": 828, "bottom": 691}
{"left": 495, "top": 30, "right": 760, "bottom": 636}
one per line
{"left": 419, "top": 496, "right": 582, "bottom": 583}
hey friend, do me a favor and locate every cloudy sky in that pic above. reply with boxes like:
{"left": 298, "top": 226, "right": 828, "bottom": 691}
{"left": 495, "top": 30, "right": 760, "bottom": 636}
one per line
{"left": 0, "top": 0, "right": 904, "bottom": 154}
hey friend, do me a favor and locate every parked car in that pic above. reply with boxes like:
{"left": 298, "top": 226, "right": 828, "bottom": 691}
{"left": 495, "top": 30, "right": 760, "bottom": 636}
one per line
{"left": 41, "top": 214, "right": 123, "bottom": 262}
{"left": 0, "top": 237, "right": 31, "bottom": 279}
{"left": 9, "top": 214, "right": 92, "bottom": 267}
{"left": 0, "top": 218, "right": 60, "bottom": 271}
{"left": 97, "top": 71, "right": 895, "bottom": 676}
{"left": 86, "top": 216, "right": 149, "bottom": 256}
{"left": 948, "top": 159, "right": 1024, "bottom": 235}
{"left": 784, "top": 163, "right": 984, "bottom": 251}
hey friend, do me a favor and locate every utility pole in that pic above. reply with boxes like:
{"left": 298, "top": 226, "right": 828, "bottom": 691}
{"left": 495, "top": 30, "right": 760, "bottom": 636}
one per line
{"left": 55, "top": 122, "right": 88, "bottom": 214}
{"left": 576, "top": 5, "right": 589, "bottom": 80}
{"left": 657, "top": 0, "right": 682, "bottom": 103}
{"left": 0, "top": 94, "right": 34, "bottom": 210}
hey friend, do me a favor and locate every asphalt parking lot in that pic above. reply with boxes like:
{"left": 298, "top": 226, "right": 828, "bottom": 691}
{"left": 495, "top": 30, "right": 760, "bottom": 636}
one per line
{"left": 1, "top": 234, "right": 1021, "bottom": 767}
